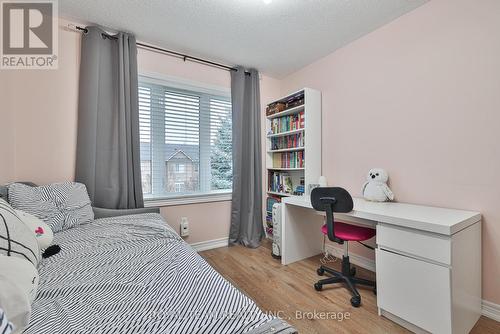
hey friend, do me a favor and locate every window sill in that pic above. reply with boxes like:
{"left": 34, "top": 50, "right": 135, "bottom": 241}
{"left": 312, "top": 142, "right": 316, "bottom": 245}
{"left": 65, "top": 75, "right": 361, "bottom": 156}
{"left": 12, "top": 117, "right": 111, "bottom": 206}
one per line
{"left": 144, "top": 192, "right": 232, "bottom": 207}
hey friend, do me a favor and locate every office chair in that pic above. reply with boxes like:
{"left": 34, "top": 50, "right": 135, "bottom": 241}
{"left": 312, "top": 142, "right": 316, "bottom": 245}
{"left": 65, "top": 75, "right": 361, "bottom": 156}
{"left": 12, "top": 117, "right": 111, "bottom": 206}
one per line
{"left": 311, "top": 187, "right": 376, "bottom": 307}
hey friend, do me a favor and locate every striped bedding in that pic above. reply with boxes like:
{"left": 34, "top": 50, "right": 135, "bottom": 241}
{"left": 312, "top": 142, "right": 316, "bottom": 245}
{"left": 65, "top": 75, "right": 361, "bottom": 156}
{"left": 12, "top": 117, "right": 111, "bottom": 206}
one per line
{"left": 23, "top": 213, "right": 296, "bottom": 334}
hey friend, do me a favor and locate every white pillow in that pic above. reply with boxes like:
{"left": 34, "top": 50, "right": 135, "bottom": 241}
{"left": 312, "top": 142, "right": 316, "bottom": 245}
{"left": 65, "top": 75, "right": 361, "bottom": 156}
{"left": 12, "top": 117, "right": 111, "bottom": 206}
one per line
{"left": 0, "top": 256, "right": 39, "bottom": 302}
{"left": 0, "top": 271, "right": 33, "bottom": 333}
{"left": 0, "top": 199, "right": 41, "bottom": 266}
{"left": 15, "top": 210, "right": 54, "bottom": 250}
{"left": 0, "top": 280, "right": 30, "bottom": 333}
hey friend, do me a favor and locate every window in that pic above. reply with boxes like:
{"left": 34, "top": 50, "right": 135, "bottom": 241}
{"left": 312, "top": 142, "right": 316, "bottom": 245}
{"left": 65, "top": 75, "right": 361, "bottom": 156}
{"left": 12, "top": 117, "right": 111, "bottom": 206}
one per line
{"left": 139, "top": 76, "right": 232, "bottom": 201}
{"left": 140, "top": 160, "right": 152, "bottom": 194}
{"left": 174, "top": 182, "right": 184, "bottom": 193}
{"left": 175, "top": 163, "right": 186, "bottom": 173}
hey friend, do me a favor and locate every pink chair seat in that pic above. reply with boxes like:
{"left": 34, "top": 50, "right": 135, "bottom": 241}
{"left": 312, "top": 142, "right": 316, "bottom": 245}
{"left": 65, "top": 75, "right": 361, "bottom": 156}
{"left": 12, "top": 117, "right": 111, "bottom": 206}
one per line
{"left": 321, "top": 222, "right": 375, "bottom": 241}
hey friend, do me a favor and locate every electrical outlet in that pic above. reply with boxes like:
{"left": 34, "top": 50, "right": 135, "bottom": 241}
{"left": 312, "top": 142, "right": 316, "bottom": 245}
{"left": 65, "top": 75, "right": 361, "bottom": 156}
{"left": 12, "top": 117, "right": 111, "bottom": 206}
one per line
{"left": 180, "top": 217, "right": 189, "bottom": 237}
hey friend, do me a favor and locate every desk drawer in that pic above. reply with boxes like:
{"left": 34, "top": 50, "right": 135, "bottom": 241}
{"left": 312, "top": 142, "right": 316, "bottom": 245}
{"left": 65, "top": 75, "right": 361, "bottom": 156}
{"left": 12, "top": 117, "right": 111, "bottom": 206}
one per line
{"left": 377, "top": 224, "right": 451, "bottom": 265}
{"left": 376, "top": 249, "right": 452, "bottom": 333}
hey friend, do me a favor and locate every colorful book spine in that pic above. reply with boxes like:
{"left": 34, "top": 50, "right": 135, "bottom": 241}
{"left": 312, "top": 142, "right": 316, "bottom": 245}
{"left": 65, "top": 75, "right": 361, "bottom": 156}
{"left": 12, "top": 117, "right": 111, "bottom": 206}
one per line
{"left": 270, "top": 133, "right": 304, "bottom": 150}
{"left": 266, "top": 196, "right": 281, "bottom": 228}
{"left": 271, "top": 151, "right": 305, "bottom": 169}
{"left": 270, "top": 111, "right": 305, "bottom": 134}
{"left": 268, "top": 172, "right": 293, "bottom": 194}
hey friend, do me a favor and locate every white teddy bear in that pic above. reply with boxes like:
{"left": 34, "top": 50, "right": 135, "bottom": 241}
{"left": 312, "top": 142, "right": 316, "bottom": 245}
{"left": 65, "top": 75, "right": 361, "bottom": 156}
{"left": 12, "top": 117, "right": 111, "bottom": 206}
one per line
{"left": 362, "top": 168, "right": 394, "bottom": 202}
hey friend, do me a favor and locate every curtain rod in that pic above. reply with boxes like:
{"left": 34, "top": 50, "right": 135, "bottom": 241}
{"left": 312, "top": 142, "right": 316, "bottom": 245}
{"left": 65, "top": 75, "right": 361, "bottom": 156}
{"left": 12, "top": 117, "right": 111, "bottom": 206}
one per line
{"left": 74, "top": 25, "right": 243, "bottom": 73}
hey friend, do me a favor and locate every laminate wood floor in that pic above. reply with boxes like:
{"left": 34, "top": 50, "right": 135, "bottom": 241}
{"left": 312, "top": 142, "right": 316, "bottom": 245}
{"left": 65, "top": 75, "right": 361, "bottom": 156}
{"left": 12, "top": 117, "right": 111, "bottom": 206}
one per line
{"left": 200, "top": 239, "right": 499, "bottom": 334}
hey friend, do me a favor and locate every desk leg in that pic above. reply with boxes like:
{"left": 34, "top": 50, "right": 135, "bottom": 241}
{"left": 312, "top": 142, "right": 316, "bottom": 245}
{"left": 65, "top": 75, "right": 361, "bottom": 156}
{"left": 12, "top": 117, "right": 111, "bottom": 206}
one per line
{"left": 281, "top": 204, "right": 325, "bottom": 265}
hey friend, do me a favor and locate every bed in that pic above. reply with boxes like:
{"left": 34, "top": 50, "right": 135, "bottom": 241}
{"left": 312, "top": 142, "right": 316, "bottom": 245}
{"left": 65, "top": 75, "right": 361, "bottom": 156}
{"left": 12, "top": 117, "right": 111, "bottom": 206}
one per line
{"left": 19, "top": 212, "right": 296, "bottom": 333}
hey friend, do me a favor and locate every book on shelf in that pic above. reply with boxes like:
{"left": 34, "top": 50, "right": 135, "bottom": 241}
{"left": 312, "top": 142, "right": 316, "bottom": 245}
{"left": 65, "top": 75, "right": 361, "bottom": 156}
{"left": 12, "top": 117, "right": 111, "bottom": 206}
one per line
{"left": 268, "top": 171, "right": 293, "bottom": 194}
{"left": 270, "top": 132, "right": 304, "bottom": 150}
{"left": 268, "top": 173, "right": 306, "bottom": 196}
{"left": 266, "top": 196, "right": 281, "bottom": 211}
{"left": 270, "top": 111, "right": 305, "bottom": 134}
{"left": 266, "top": 93, "right": 304, "bottom": 117}
{"left": 272, "top": 151, "right": 305, "bottom": 169}
{"left": 265, "top": 102, "right": 286, "bottom": 116}
{"left": 284, "top": 176, "right": 293, "bottom": 194}
{"left": 265, "top": 196, "right": 281, "bottom": 229}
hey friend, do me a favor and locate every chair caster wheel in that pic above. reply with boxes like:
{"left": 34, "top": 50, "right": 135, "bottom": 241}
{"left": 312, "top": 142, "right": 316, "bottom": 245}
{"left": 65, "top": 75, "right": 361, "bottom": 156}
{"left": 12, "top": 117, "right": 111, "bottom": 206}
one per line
{"left": 350, "top": 267, "right": 356, "bottom": 276}
{"left": 317, "top": 268, "right": 325, "bottom": 276}
{"left": 350, "top": 296, "right": 361, "bottom": 307}
{"left": 314, "top": 283, "right": 323, "bottom": 291}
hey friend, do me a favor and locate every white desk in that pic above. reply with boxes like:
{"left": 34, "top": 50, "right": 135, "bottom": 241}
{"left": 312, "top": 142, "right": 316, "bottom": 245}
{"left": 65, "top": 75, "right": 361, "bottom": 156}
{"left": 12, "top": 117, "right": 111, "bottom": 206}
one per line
{"left": 281, "top": 196, "right": 482, "bottom": 334}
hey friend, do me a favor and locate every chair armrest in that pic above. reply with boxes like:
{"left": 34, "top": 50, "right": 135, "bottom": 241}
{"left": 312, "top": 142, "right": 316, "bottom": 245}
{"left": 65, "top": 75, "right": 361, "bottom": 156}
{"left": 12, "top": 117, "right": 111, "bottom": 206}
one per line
{"left": 92, "top": 207, "right": 160, "bottom": 219}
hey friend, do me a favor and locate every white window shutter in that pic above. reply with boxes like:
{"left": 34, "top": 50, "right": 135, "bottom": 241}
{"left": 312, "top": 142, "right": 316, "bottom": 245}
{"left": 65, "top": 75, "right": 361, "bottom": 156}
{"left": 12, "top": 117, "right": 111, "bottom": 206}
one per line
{"left": 139, "top": 78, "right": 232, "bottom": 200}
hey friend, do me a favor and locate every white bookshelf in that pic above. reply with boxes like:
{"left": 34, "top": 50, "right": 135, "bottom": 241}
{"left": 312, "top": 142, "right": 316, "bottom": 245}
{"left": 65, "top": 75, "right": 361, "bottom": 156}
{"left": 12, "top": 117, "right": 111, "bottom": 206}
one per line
{"left": 267, "top": 191, "right": 293, "bottom": 197}
{"left": 265, "top": 88, "right": 322, "bottom": 199}
{"left": 266, "top": 104, "right": 305, "bottom": 119}
{"left": 266, "top": 128, "right": 304, "bottom": 138}
{"left": 267, "top": 147, "right": 304, "bottom": 153}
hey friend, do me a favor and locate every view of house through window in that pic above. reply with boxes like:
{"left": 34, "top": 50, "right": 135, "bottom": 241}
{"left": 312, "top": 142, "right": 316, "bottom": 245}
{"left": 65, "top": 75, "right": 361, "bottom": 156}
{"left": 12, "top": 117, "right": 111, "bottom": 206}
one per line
{"left": 139, "top": 77, "right": 232, "bottom": 200}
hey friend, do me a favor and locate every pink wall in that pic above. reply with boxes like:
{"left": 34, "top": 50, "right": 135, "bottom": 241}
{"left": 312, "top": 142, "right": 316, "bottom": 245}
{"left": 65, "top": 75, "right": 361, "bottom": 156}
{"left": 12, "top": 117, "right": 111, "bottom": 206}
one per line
{"left": 0, "top": 18, "right": 281, "bottom": 245}
{"left": 279, "top": 0, "right": 500, "bottom": 304}
{"left": 159, "top": 202, "right": 231, "bottom": 244}
{"left": 0, "top": 80, "right": 16, "bottom": 184}
{"left": 0, "top": 21, "right": 81, "bottom": 184}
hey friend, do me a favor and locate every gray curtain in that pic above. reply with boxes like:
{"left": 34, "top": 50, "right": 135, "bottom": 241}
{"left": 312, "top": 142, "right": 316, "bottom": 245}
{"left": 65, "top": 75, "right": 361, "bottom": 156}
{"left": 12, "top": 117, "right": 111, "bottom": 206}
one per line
{"left": 75, "top": 26, "right": 143, "bottom": 209}
{"left": 229, "top": 67, "right": 264, "bottom": 248}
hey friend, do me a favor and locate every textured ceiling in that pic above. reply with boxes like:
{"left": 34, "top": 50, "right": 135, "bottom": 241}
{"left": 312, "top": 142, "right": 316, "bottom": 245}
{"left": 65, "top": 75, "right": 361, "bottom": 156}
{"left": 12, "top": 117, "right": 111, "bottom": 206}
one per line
{"left": 60, "top": 0, "right": 427, "bottom": 78}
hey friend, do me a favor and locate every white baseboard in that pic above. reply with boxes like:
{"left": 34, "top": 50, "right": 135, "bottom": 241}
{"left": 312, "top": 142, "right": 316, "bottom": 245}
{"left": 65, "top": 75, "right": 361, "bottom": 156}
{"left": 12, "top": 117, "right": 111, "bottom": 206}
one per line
{"left": 190, "top": 237, "right": 229, "bottom": 252}
{"left": 325, "top": 244, "right": 500, "bottom": 323}
{"left": 482, "top": 300, "right": 500, "bottom": 322}
{"left": 324, "top": 244, "right": 376, "bottom": 272}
